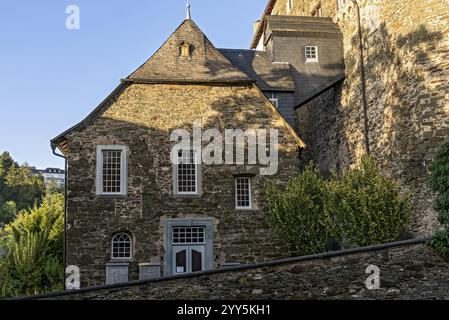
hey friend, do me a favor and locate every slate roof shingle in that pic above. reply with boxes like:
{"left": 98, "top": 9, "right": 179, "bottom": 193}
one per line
{"left": 127, "top": 19, "right": 252, "bottom": 84}
{"left": 266, "top": 15, "right": 342, "bottom": 35}
{"left": 218, "top": 49, "right": 295, "bottom": 92}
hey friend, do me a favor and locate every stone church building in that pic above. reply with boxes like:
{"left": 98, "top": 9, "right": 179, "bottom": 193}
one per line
{"left": 52, "top": 0, "right": 448, "bottom": 287}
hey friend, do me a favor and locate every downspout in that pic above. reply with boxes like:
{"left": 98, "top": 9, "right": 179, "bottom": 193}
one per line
{"left": 51, "top": 142, "right": 67, "bottom": 290}
{"left": 352, "top": 0, "right": 370, "bottom": 154}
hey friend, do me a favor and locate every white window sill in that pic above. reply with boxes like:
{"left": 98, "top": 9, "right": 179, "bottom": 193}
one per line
{"left": 107, "top": 260, "right": 131, "bottom": 265}
{"left": 174, "top": 193, "right": 202, "bottom": 199}
{"left": 96, "top": 193, "right": 128, "bottom": 198}
{"left": 235, "top": 207, "right": 256, "bottom": 211}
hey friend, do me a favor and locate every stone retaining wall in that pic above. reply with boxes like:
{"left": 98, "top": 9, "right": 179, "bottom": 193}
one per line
{"left": 27, "top": 239, "right": 449, "bottom": 300}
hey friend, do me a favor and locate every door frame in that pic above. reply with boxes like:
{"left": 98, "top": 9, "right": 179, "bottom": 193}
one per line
{"left": 163, "top": 218, "right": 214, "bottom": 276}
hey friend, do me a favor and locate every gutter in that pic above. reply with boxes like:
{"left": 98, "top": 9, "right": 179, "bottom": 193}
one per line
{"left": 51, "top": 142, "right": 68, "bottom": 290}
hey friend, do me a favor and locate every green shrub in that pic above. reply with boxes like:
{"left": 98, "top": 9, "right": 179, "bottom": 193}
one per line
{"left": 265, "top": 156, "right": 411, "bottom": 255}
{"left": 0, "top": 192, "right": 64, "bottom": 297}
{"left": 427, "top": 142, "right": 449, "bottom": 258}
{"left": 265, "top": 163, "right": 333, "bottom": 255}
{"left": 0, "top": 201, "right": 17, "bottom": 226}
{"left": 329, "top": 155, "right": 411, "bottom": 247}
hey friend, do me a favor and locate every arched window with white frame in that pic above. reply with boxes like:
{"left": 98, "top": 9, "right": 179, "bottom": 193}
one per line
{"left": 111, "top": 233, "right": 132, "bottom": 260}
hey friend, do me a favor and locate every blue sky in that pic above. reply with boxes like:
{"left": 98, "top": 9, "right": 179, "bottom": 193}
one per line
{"left": 0, "top": 0, "right": 266, "bottom": 169}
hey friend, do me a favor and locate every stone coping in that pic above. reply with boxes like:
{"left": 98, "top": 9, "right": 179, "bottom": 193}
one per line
{"left": 16, "top": 237, "right": 432, "bottom": 300}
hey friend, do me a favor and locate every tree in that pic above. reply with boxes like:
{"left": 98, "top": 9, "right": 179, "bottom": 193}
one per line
{"left": 428, "top": 142, "right": 449, "bottom": 258}
{"left": 265, "top": 163, "right": 333, "bottom": 255}
{"left": 0, "top": 192, "right": 64, "bottom": 297}
{"left": 0, "top": 201, "right": 17, "bottom": 226}
{"left": 329, "top": 155, "right": 411, "bottom": 247}
{"left": 0, "top": 152, "right": 16, "bottom": 218}
{"left": 0, "top": 152, "right": 15, "bottom": 181}
{"left": 265, "top": 156, "right": 411, "bottom": 255}
{"left": 0, "top": 151, "right": 45, "bottom": 225}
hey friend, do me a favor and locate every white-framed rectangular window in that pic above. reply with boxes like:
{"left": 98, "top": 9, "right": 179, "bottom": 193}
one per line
{"left": 286, "top": 0, "right": 293, "bottom": 14}
{"left": 235, "top": 177, "right": 252, "bottom": 209}
{"left": 175, "top": 149, "right": 200, "bottom": 196}
{"left": 269, "top": 93, "right": 279, "bottom": 108}
{"left": 96, "top": 145, "right": 127, "bottom": 196}
{"left": 305, "top": 46, "right": 318, "bottom": 62}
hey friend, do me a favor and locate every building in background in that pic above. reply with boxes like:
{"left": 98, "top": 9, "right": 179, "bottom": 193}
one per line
{"left": 32, "top": 167, "right": 65, "bottom": 188}
{"left": 252, "top": 0, "right": 449, "bottom": 236}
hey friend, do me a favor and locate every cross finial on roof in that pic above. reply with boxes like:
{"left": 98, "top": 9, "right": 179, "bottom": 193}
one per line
{"left": 186, "top": 0, "right": 191, "bottom": 20}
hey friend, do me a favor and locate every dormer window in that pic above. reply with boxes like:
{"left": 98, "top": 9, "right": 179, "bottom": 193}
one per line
{"left": 305, "top": 46, "right": 318, "bottom": 63}
{"left": 179, "top": 42, "right": 192, "bottom": 57}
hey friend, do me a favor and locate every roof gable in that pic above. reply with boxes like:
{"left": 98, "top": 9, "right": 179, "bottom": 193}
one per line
{"left": 127, "top": 19, "right": 252, "bottom": 84}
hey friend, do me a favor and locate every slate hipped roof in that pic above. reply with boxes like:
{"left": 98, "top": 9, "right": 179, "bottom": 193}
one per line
{"left": 218, "top": 49, "right": 294, "bottom": 91}
{"left": 126, "top": 19, "right": 252, "bottom": 84}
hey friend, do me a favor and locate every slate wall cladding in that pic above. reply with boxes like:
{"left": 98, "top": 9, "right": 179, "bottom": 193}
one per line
{"left": 276, "top": 0, "right": 449, "bottom": 236}
{"left": 39, "top": 242, "right": 449, "bottom": 300}
{"left": 64, "top": 83, "right": 301, "bottom": 287}
{"left": 265, "top": 16, "right": 345, "bottom": 102}
{"left": 263, "top": 91, "right": 297, "bottom": 130}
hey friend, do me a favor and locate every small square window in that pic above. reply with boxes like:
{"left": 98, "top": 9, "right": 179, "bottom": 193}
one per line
{"left": 305, "top": 46, "right": 318, "bottom": 62}
{"left": 268, "top": 94, "right": 279, "bottom": 108}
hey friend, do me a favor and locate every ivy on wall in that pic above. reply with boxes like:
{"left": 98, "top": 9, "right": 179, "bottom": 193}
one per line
{"left": 428, "top": 142, "right": 449, "bottom": 259}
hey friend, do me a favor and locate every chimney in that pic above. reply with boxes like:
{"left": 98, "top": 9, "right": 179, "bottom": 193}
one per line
{"left": 253, "top": 20, "right": 260, "bottom": 36}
